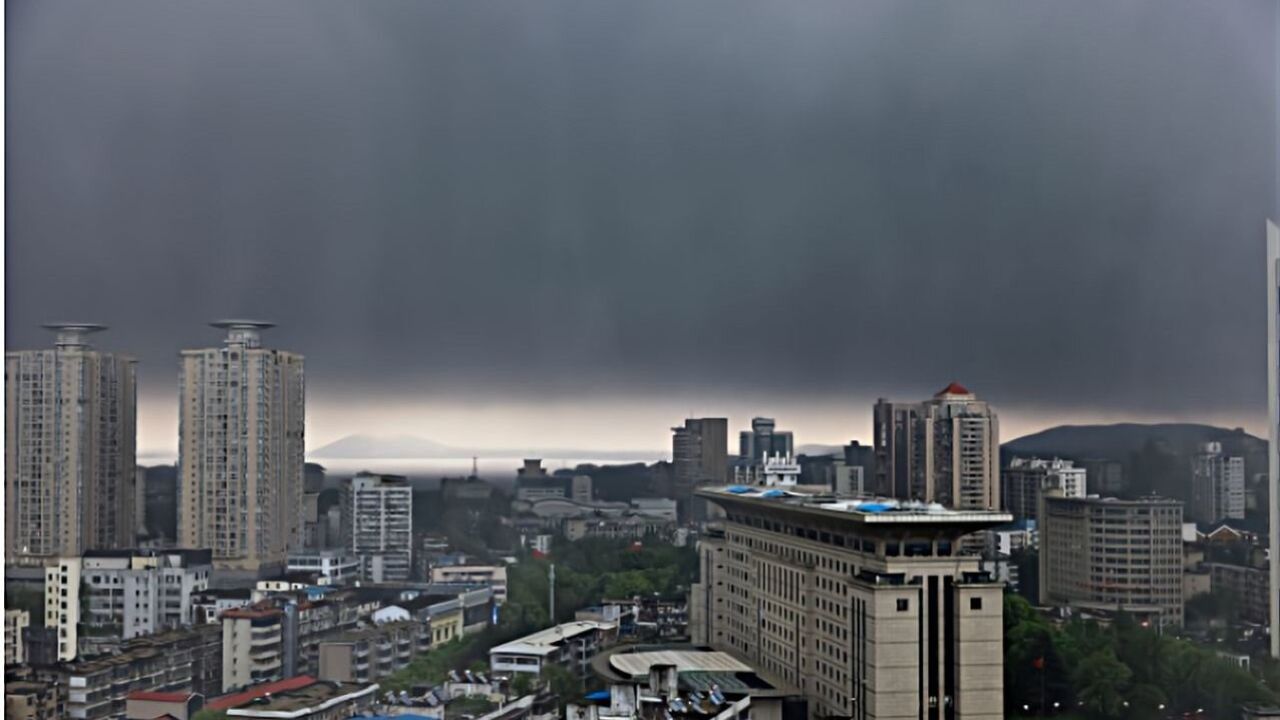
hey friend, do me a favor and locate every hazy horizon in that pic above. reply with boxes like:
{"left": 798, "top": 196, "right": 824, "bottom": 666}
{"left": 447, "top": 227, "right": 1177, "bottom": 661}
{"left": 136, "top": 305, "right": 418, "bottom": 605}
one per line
{"left": 132, "top": 390, "right": 1265, "bottom": 459}
{"left": 9, "top": 1, "right": 1277, "bottom": 457}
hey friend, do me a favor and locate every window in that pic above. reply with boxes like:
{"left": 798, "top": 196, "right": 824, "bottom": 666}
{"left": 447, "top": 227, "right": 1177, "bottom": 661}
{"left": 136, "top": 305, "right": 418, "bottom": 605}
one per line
{"left": 970, "top": 597, "right": 982, "bottom": 611}
{"left": 896, "top": 599, "right": 909, "bottom": 612}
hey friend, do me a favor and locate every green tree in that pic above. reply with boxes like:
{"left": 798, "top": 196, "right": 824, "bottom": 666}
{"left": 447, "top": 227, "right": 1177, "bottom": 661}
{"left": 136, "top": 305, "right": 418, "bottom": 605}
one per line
{"left": 543, "top": 664, "right": 582, "bottom": 707}
{"left": 1072, "top": 648, "right": 1132, "bottom": 719}
{"left": 512, "top": 673, "right": 535, "bottom": 697}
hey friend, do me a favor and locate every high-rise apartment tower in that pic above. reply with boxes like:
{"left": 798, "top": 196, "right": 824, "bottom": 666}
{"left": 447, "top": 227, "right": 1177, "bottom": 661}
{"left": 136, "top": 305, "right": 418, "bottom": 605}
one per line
{"left": 873, "top": 383, "right": 1000, "bottom": 510}
{"left": 5, "top": 324, "right": 137, "bottom": 566}
{"left": 178, "top": 321, "right": 304, "bottom": 577}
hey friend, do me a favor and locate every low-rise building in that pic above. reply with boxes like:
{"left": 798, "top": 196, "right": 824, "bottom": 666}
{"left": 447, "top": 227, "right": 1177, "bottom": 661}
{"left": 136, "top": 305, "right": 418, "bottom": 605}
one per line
{"left": 207, "top": 675, "right": 377, "bottom": 718}
{"left": 317, "top": 621, "right": 430, "bottom": 684}
{"left": 60, "top": 625, "right": 221, "bottom": 720}
{"left": 6, "top": 609, "right": 30, "bottom": 665}
{"left": 192, "top": 587, "right": 254, "bottom": 623}
{"left": 1002, "top": 457, "right": 1086, "bottom": 521}
{"left": 1207, "top": 562, "right": 1270, "bottom": 624}
{"left": 4, "top": 678, "right": 61, "bottom": 720}
{"left": 489, "top": 620, "right": 618, "bottom": 678}
{"left": 564, "top": 516, "right": 675, "bottom": 542}
{"left": 287, "top": 552, "right": 362, "bottom": 586}
{"left": 124, "top": 690, "right": 202, "bottom": 720}
{"left": 430, "top": 565, "right": 508, "bottom": 605}
{"left": 569, "top": 645, "right": 805, "bottom": 720}
{"left": 221, "top": 605, "right": 285, "bottom": 692}
{"left": 46, "top": 549, "right": 212, "bottom": 659}
{"left": 222, "top": 679, "right": 377, "bottom": 719}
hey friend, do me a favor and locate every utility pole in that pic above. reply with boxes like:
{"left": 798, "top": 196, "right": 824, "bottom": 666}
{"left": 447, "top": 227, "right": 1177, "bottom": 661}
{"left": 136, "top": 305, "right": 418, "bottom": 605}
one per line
{"left": 549, "top": 563, "right": 556, "bottom": 622}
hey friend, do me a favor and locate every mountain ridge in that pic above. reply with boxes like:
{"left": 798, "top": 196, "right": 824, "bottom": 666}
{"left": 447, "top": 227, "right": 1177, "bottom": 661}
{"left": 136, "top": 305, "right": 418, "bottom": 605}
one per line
{"left": 309, "top": 433, "right": 664, "bottom": 461}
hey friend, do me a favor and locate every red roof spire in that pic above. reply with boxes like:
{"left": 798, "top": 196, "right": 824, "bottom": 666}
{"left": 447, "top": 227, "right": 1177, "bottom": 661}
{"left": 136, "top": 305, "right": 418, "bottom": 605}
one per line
{"left": 935, "top": 381, "right": 972, "bottom": 396}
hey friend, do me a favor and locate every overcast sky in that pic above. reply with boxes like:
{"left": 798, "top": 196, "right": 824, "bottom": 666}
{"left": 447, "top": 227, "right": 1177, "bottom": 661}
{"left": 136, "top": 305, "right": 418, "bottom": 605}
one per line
{"left": 7, "top": 1, "right": 1278, "bottom": 456}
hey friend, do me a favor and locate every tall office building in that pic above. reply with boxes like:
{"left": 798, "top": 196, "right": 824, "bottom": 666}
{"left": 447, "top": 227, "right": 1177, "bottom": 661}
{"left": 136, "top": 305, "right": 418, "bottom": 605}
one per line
{"left": 1267, "top": 219, "right": 1279, "bottom": 658}
{"left": 5, "top": 324, "right": 137, "bottom": 567}
{"left": 1190, "top": 442, "right": 1245, "bottom": 525}
{"left": 177, "top": 321, "right": 305, "bottom": 578}
{"left": 341, "top": 472, "right": 413, "bottom": 583}
{"left": 738, "top": 417, "right": 793, "bottom": 463}
{"left": 873, "top": 383, "right": 1000, "bottom": 510}
{"left": 1002, "top": 457, "right": 1086, "bottom": 521}
{"left": 1038, "top": 494, "right": 1184, "bottom": 627}
{"left": 672, "top": 418, "right": 729, "bottom": 522}
{"left": 691, "top": 487, "right": 1010, "bottom": 719}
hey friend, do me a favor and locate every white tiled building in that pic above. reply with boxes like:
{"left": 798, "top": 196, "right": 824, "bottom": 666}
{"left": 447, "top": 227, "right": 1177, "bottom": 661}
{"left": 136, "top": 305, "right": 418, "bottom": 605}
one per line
{"left": 46, "top": 549, "right": 212, "bottom": 660}
{"left": 342, "top": 473, "right": 413, "bottom": 583}
{"left": 1190, "top": 442, "right": 1245, "bottom": 524}
{"left": 489, "top": 620, "right": 618, "bottom": 677}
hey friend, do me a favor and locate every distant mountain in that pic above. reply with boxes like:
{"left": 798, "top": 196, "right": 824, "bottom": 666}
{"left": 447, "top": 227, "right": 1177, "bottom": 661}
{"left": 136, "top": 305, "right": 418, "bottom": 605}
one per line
{"left": 1003, "top": 423, "right": 1264, "bottom": 461}
{"left": 1004, "top": 423, "right": 1267, "bottom": 516}
{"left": 309, "top": 433, "right": 665, "bottom": 461}
{"left": 309, "top": 434, "right": 460, "bottom": 459}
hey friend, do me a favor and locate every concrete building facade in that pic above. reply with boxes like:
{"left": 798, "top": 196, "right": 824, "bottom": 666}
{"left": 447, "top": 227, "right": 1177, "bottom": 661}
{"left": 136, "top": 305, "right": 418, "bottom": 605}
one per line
{"left": 6, "top": 324, "right": 137, "bottom": 567}
{"left": 691, "top": 487, "right": 1009, "bottom": 720}
{"left": 672, "top": 418, "right": 729, "bottom": 522}
{"left": 178, "top": 321, "right": 305, "bottom": 578}
{"left": 341, "top": 472, "right": 413, "bottom": 583}
{"left": 317, "top": 620, "right": 430, "bottom": 684}
{"left": 873, "top": 383, "right": 1000, "bottom": 510}
{"left": 6, "top": 609, "right": 30, "bottom": 666}
{"left": 1038, "top": 494, "right": 1184, "bottom": 627}
{"left": 47, "top": 549, "right": 212, "bottom": 659}
{"left": 430, "top": 565, "right": 508, "bottom": 604}
{"left": 1002, "top": 457, "right": 1086, "bottom": 521}
{"left": 489, "top": 620, "right": 619, "bottom": 678}
{"left": 221, "top": 605, "right": 285, "bottom": 692}
{"left": 738, "top": 417, "right": 793, "bottom": 464}
{"left": 286, "top": 551, "right": 362, "bottom": 586}
{"left": 1190, "top": 442, "right": 1246, "bottom": 525}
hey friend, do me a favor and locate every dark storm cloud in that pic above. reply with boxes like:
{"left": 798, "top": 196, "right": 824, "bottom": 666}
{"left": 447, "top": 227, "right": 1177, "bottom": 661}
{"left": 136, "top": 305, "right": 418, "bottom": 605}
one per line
{"left": 6, "top": 1, "right": 1276, "bottom": 419}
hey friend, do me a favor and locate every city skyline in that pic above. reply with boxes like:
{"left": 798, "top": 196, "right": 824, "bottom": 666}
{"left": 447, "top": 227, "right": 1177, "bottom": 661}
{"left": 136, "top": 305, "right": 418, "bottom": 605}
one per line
{"left": 8, "top": 1, "right": 1277, "bottom": 458}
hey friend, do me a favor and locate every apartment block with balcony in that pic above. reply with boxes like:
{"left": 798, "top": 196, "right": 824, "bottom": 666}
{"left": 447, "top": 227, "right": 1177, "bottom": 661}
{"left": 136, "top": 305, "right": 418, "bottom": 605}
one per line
{"left": 341, "top": 473, "right": 413, "bottom": 583}
{"left": 48, "top": 549, "right": 212, "bottom": 659}
{"left": 317, "top": 620, "right": 430, "bottom": 684}
{"left": 6, "top": 325, "right": 137, "bottom": 568}
{"left": 58, "top": 625, "right": 221, "bottom": 720}
{"left": 6, "top": 609, "right": 30, "bottom": 665}
{"left": 178, "top": 321, "right": 304, "bottom": 579}
{"left": 221, "top": 605, "right": 285, "bottom": 692}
